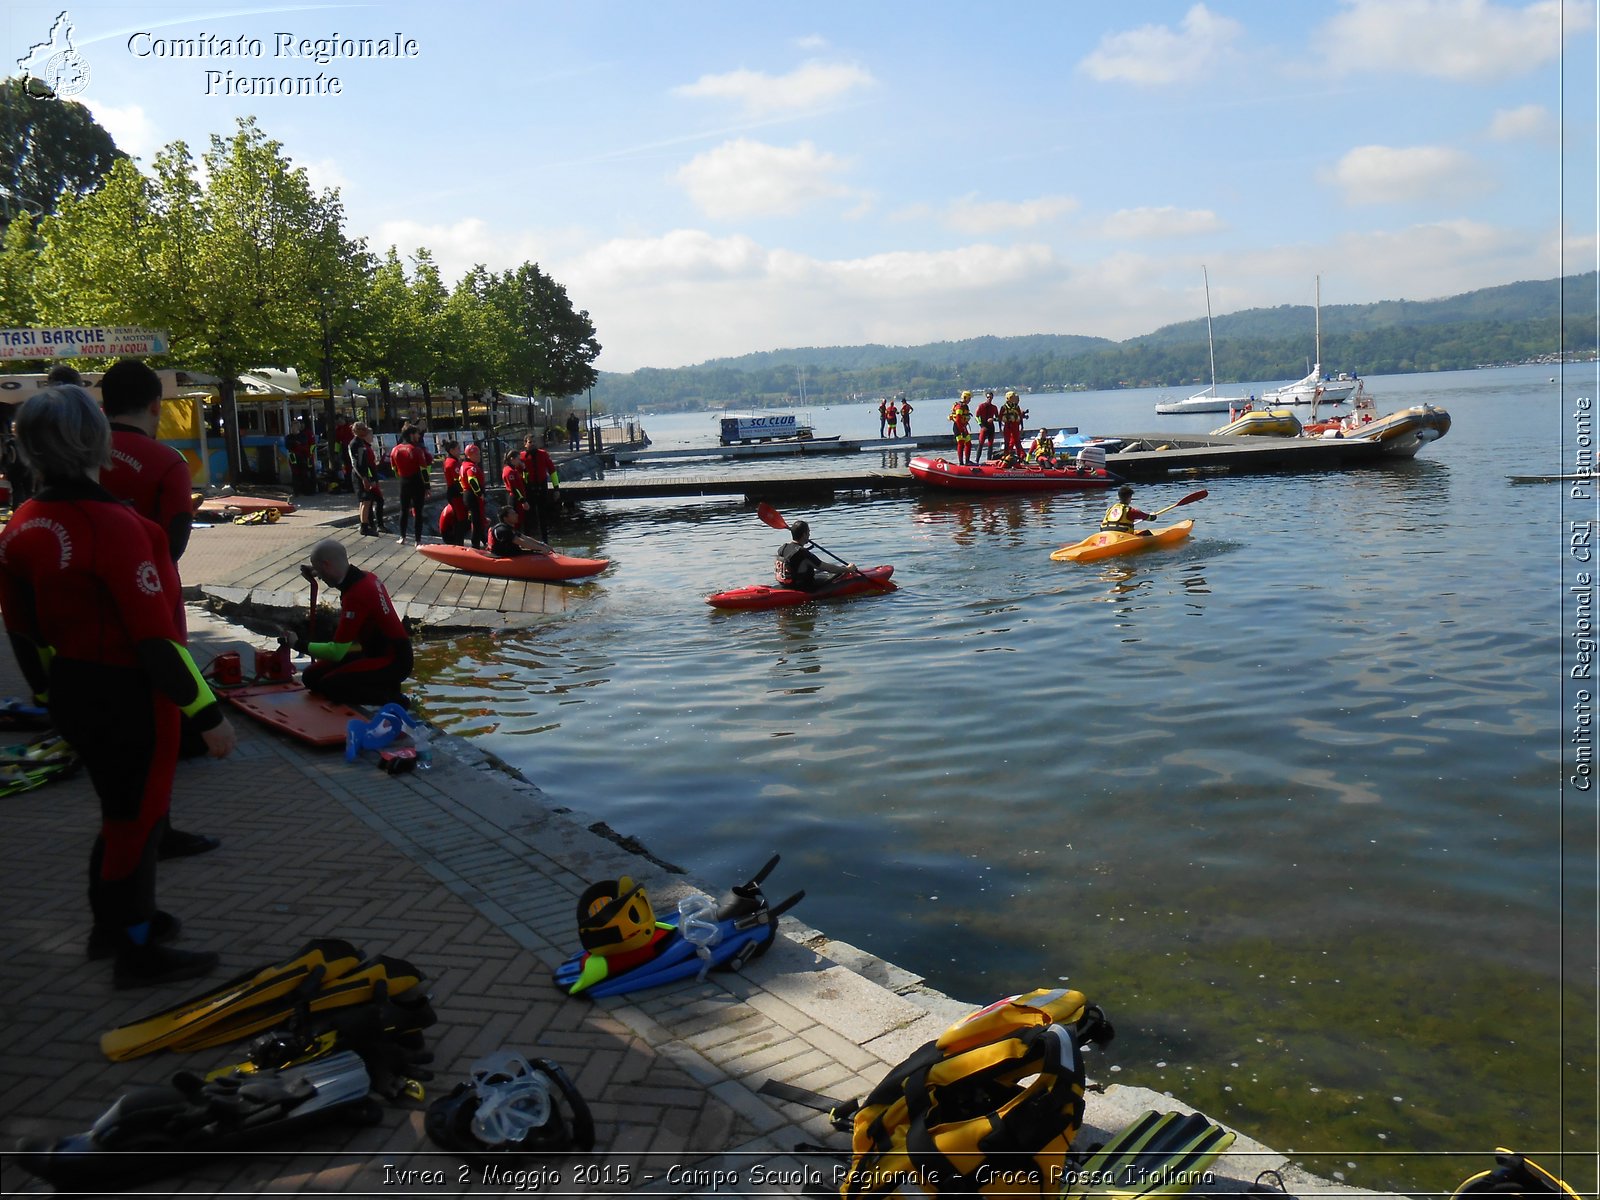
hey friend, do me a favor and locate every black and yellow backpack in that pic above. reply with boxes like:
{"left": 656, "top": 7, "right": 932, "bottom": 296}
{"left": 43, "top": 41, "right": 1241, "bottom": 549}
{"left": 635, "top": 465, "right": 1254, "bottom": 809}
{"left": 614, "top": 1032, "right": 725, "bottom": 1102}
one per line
{"left": 840, "top": 987, "right": 1113, "bottom": 1198}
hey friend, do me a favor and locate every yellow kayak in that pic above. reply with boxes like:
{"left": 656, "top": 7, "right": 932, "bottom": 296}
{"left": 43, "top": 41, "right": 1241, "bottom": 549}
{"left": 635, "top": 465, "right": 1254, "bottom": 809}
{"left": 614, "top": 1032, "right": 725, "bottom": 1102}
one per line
{"left": 1051, "top": 519, "right": 1194, "bottom": 563}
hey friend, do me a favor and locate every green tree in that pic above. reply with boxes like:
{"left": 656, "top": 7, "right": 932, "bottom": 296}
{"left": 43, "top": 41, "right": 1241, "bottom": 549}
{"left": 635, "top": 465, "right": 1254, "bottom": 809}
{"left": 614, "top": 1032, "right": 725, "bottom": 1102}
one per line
{"left": 440, "top": 266, "right": 515, "bottom": 432}
{"left": 488, "top": 263, "right": 602, "bottom": 419}
{"left": 33, "top": 117, "right": 342, "bottom": 479}
{"left": 0, "top": 77, "right": 125, "bottom": 231}
{"left": 296, "top": 192, "right": 374, "bottom": 441}
{"left": 0, "top": 212, "right": 40, "bottom": 326}
{"left": 400, "top": 248, "right": 450, "bottom": 430}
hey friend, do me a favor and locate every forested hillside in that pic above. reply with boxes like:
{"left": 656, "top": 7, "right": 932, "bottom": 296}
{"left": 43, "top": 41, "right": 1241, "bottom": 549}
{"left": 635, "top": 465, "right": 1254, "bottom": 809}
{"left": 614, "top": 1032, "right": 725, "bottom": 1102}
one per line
{"left": 592, "top": 273, "right": 1597, "bottom": 412}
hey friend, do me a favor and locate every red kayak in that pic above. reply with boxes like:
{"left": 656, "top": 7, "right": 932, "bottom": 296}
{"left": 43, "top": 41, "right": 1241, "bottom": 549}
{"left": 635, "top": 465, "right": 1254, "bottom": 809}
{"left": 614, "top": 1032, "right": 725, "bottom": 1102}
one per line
{"left": 416, "top": 543, "right": 610, "bottom": 581}
{"left": 909, "top": 455, "right": 1119, "bottom": 492}
{"left": 706, "top": 565, "right": 896, "bottom": 610}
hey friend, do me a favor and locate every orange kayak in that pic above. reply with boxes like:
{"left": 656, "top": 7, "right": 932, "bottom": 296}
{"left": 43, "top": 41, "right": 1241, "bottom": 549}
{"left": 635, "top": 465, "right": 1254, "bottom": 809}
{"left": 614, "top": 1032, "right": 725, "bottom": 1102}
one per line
{"left": 1050, "top": 520, "right": 1194, "bottom": 563}
{"left": 416, "top": 544, "right": 609, "bottom": 581}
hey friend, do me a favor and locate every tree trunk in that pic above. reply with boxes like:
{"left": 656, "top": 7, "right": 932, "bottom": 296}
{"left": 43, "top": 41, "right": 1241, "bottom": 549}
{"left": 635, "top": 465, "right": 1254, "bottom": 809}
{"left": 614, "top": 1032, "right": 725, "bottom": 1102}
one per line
{"left": 421, "top": 380, "right": 433, "bottom": 432}
{"left": 219, "top": 374, "right": 243, "bottom": 483}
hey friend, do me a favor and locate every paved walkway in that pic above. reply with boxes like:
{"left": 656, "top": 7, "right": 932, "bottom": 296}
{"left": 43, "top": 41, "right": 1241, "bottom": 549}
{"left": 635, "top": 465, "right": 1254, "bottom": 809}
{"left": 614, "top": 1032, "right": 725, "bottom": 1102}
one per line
{"left": 0, "top": 511, "right": 1372, "bottom": 1197}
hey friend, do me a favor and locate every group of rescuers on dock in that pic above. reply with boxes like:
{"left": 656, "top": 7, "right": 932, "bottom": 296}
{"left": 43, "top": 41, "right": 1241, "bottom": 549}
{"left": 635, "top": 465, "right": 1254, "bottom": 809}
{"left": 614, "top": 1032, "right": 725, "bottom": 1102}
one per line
{"left": 0, "top": 358, "right": 533, "bottom": 989}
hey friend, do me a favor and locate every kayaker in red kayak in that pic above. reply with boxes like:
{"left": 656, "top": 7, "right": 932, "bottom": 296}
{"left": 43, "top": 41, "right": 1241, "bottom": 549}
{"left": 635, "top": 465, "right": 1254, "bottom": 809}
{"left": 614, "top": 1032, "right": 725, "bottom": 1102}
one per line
{"left": 1101, "top": 485, "right": 1154, "bottom": 535}
{"left": 775, "top": 520, "right": 855, "bottom": 590}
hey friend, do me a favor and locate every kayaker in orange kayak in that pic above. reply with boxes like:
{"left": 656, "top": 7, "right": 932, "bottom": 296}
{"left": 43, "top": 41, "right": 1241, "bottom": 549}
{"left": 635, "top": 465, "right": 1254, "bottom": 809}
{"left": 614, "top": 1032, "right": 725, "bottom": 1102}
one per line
{"left": 1101, "top": 485, "right": 1154, "bottom": 535}
{"left": 775, "top": 520, "right": 854, "bottom": 590}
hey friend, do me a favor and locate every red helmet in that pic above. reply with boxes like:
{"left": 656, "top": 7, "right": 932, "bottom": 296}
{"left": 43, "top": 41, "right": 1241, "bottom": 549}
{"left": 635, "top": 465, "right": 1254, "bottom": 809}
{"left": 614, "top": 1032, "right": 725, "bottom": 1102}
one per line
{"left": 464, "top": 444, "right": 481, "bottom": 461}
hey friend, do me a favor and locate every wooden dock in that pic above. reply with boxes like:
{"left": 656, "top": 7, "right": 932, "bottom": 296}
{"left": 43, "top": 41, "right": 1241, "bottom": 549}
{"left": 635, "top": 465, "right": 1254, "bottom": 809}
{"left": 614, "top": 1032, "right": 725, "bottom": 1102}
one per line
{"left": 563, "top": 433, "right": 1410, "bottom": 505}
{"left": 197, "top": 527, "right": 587, "bottom": 638}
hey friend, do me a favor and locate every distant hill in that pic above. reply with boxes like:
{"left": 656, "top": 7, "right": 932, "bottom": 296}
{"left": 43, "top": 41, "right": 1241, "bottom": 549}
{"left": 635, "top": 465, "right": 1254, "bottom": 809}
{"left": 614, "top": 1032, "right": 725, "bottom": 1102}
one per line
{"left": 592, "top": 273, "right": 1597, "bottom": 412}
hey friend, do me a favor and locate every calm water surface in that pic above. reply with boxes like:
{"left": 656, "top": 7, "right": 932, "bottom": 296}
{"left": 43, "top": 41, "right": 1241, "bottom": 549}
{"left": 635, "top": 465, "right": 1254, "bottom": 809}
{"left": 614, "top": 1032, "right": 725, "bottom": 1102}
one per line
{"left": 416, "top": 365, "right": 1596, "bottom": 1194}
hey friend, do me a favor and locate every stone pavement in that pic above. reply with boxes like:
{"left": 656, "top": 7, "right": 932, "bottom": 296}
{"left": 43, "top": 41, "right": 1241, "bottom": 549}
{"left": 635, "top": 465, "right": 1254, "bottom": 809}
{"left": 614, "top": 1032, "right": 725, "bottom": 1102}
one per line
{"left": 0, "top": 506, "right": 1375, "bottom": 1198}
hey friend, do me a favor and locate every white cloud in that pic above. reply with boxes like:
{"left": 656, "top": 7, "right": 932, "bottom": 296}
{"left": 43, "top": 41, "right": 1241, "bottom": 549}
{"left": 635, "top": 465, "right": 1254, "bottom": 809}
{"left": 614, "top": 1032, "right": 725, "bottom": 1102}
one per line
{"left": 1485, "top": 103, "right": 1557, "bottom": 141}
{"left": 1323, "top": 144, "right": 1486, "bottom": 204}
{"left": 674, "top": 139, "right": 854, "bottom": 219}
{"left": 83, "top": 99, "right": 160, "bottom": 160}
{"left": 1102, "top": 206, "right": 1225, "bottom": 239}
{"left": 674, "top": 60, "right": 876, "bottom": 114}
{"left": 555, "top": 232, "right": 1064, "bottom": 368}
{"left": 1079, "top": 4, "right": 1244, "bottom": 85}
{"left": 300, "top": 157, "right": 354, "bottom": 199}
{"left": 942, "top": 194, "right": 1079, "bottom": 234}
{"left": 372, "top": 217, "right": 553, "bottom": 283}
{"left": 1320, "top": 0, "right": 1592, "bottom": 82}
{"left": 794, "top": 35, "right": 830, "bottom": 51}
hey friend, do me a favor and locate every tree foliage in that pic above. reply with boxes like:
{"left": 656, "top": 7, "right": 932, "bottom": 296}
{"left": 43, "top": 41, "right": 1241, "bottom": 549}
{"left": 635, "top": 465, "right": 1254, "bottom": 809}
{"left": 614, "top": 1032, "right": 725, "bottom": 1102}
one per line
{"left": 0, "top": 77, "right": 125, "bottom": 231}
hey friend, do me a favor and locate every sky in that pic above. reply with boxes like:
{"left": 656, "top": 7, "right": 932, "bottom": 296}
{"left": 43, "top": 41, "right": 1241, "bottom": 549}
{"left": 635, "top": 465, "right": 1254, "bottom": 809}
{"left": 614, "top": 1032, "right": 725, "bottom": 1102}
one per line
{"left": 5, "top": 0, "right": 1597, "bottom": 372}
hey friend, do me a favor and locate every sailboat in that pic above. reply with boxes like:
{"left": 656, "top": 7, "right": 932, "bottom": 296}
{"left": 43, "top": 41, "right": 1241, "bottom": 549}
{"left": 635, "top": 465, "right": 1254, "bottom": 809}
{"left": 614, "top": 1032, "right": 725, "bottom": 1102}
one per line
{"left": 1155, "top": 266, "right": 1253, "bottom": 415}
{"left": 1260, "top": 276, "right": 1361, "bottom": 406}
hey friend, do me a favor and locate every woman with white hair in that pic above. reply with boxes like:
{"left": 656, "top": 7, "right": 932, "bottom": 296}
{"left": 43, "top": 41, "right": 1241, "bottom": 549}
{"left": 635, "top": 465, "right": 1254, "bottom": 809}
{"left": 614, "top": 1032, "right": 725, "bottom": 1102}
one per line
{"left": 0, "top": 386, "right": 236, "bottom": 987}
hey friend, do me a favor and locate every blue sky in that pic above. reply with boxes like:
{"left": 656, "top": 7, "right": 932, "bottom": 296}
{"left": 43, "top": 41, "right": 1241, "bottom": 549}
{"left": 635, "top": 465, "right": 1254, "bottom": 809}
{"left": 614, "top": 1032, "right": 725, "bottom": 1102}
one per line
{"left": 6, "top": 1, "right": 1596, "bottom": 371}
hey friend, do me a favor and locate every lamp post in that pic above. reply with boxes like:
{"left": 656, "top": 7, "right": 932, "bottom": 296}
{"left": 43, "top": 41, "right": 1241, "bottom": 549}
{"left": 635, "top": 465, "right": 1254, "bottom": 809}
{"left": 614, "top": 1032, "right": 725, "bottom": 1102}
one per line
{"left": 587, "top": 386, "right": 596, "bottom": 454}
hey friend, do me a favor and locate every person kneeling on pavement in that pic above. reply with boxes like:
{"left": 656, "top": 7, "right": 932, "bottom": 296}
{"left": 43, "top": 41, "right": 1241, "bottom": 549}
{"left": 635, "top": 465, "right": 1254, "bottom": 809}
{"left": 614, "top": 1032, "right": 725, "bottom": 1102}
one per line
{"left": 281, "top": 538, "right": 412, "bottom": 707}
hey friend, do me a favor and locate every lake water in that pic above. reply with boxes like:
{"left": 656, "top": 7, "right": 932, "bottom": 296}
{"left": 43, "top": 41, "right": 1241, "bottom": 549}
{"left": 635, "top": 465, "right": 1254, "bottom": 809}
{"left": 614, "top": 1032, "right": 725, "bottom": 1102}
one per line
{"left": 415, "top": 364, "right": 1597, "bottom": 1195}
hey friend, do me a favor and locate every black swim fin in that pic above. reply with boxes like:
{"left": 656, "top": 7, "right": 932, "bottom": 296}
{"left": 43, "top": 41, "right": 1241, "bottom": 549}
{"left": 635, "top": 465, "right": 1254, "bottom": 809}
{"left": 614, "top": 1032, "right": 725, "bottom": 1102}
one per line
{"left": 100, "top": 938, "right": 365, "bottom": 1061}
{"left": 1062, "top": 1109, "right": 1237, "bottom": 1199}
{"left": 15, "top": 1050, "right": 380, "bottom": 1189}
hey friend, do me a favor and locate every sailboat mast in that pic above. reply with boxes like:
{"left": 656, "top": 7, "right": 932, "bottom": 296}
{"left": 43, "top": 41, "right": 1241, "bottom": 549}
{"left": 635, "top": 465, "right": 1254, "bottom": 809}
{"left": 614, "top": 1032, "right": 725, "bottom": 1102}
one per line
{"left": 1314, "top": 274, "right": 1322, "bottom": 373}
{"left": 1203, "top": 265, "right": 1218, "bottom": 398}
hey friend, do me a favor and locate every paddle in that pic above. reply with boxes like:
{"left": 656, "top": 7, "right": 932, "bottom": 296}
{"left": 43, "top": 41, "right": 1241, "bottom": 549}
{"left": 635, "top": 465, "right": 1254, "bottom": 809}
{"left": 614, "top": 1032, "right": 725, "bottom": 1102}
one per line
{"left": 1145, "top": 488, "right": 1209, "bottom": 519}
{"left": 755, "top": 502, "right": 891, "bottom": 590}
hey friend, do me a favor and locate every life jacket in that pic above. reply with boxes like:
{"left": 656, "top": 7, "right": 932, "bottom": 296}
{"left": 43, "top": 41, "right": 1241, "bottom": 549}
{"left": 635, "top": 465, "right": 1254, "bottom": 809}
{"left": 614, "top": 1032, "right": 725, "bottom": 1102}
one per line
{"left": 842, "top": 988, "right": 1110, "bottom": 1199}
{"left": 774, "top": 542, "right": 814, "bottom": 588}
{"left": 1031, "top": 438, "right": 1055, "bottom": 462}
{"left": 1101, "top": 502, "right": 1134, "bottom": 533}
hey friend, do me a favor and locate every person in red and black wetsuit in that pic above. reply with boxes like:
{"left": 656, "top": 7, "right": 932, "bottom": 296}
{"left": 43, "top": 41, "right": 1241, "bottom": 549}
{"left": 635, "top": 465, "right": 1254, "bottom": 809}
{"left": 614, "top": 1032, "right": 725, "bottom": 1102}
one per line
{"left": 283, "top": 538, "right": 412, "bottom": 706}
{"left": 974, "top": 390, "right": 1000, "bottom": 463}
{"left": 501, "top": 446, "right": 529, "bottom": 535}
{"left": 285, "top": 417, "right": 316, "bottom": 494}
{"left": 349, "top": 421, "right": 383, "bottom": 536}
{"left": 437, "top": 439, "right": 467, "bottom": 545}
{"left": 99, "top": 357, "right": 221, "bottom": 854}
{"left": 459, "top": 444, "right": 488, "bottom": 549}
{"left": 388, "top": 423, "right": 433, "bottom": 545}
{"left": 519, "top": 432, "right": 560, "bottom": 543}
{"left": 0, "top": 386, "right": 236, "bottom": 987}
{"left": 332, "top": 413, "right": 355, "bottom": 491}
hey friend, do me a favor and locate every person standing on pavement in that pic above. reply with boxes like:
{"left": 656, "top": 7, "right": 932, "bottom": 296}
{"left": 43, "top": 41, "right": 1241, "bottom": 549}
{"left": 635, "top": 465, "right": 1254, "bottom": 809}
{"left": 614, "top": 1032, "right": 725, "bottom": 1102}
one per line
{"left": 567, "top": 411, "right": 582, "bottom": 452}
{"left": 0, "top": 385, "right": 237, "bottom": 987}
{"left": 349, "top": 421, "right": 383, "bottom": 536}
{"left": 99, "top": 359, "right": 223, "bottom": 850}
{"left": 389, "top": 424, "right": 432, "bottom": 545}
{"left": 899, "top": 394, "right": 912, "bottom": 436}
